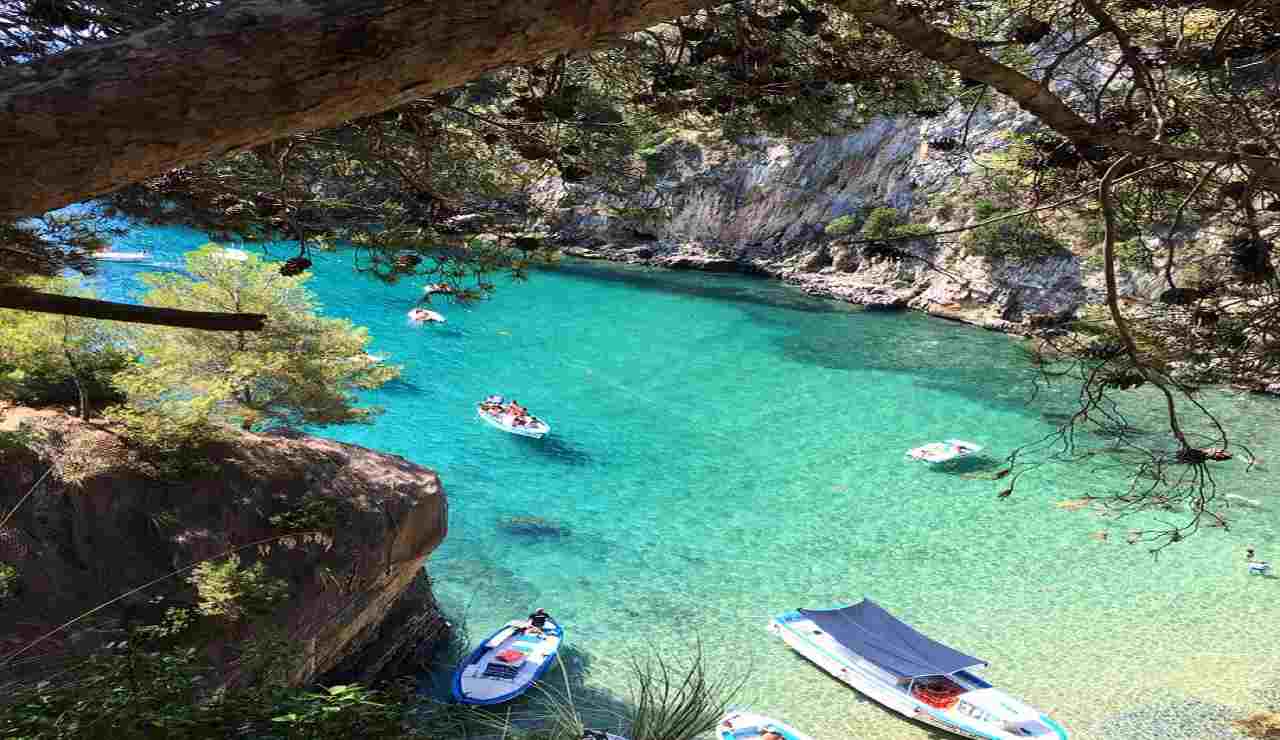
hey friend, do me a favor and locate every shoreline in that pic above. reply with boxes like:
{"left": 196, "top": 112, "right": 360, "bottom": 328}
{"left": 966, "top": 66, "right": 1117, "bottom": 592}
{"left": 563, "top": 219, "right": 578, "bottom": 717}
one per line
{"left": 559, "top": 243, "right": 1052, "bottom": 338}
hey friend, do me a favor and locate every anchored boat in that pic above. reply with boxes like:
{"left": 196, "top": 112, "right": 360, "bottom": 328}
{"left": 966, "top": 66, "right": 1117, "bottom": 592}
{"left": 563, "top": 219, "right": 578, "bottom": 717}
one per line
{"left": 90, "top": 251, "right": 150, "bottom": 262}
{"left": 477, "top": 396, "right": 550, "bottom": 439}
{"left": 452, "top": 615, "right": 563, "bottom": 705}
{"left": 769, "top": 599, "right": 1067, "bottom": 740}
{"left": 717, "top": 710, "right": 814, "bottom": 740}
{"left": 907, "top": 439, "right": 983, "bottom": 464}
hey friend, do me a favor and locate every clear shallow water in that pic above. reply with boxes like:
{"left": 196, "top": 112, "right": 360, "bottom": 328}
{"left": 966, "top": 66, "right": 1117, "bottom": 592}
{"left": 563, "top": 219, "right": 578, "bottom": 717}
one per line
{"left": 91, "top": 227, "right": 1280, "bottom": 739}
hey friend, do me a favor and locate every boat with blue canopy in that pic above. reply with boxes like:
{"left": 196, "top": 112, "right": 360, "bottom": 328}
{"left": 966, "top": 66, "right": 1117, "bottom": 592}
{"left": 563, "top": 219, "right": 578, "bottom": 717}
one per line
{"left": 769, "top": 599, "right": 1067, "bottom": 739}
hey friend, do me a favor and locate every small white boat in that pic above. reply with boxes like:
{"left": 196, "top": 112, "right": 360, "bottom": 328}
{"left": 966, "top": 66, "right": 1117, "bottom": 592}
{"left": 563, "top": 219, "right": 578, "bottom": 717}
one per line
{"left": 717, "top": 710, "right": 814, "bottom": 740}
{"left": 408, "top": 308, "right": 445, "bottom": 324}
{"left": 214, "top": 247, "right": 249, "bottom": 261}
{"left": 452, "top": 615, "right": 562, "bottom": 705}
{"left": 477, "top": 397, "right": 550, "bottom": 439}
{"left": 770, "top": 600, "right": 1068, "bottom": 739}
{"left": 90, "top": 250, "right": 150, "bottom": 262}
{"left": 907, "top": 439, "right": 983, "bottom": 464}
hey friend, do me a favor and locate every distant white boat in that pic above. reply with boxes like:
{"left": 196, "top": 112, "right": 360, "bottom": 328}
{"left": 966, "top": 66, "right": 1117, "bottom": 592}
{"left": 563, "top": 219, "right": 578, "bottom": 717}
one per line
{"left": 717, "top": 710, "right": 814, "bottom": 740}
{"left": 408, "top": 308, "right": 445, "bottom": 324}
{"left": 770, "top": 600, "right": 1068, "bottom": 740}
{"left": 215, "top": 247, "right": 249, "bottom": 261}
{"left": 907, "top": 439, "right": 983, "bottom": 464}
{"left": 90, "top": 251, "right": 150, "bottom": 262}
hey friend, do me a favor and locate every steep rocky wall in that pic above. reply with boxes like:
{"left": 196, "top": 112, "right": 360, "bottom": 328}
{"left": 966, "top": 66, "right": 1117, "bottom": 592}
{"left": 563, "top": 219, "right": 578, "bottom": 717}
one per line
{"left": 548, "top": 102, "right": 1102, "bottom": 332}
{"left": 0, "top": 408, "right": 447, "bottom": 686}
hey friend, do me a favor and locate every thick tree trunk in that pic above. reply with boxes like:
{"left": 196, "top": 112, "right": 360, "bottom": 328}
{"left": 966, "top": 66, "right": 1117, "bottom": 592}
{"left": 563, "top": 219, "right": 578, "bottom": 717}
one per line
{"left": 1, "top": 288, "right": 267, "bottom": 331}
{"left": 0, "top": 0, "right": 709, "bottom": 219}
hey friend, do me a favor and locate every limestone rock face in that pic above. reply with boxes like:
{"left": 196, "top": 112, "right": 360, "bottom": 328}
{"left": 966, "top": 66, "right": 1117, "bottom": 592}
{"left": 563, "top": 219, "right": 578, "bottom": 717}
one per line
{"left": 0, "top": 409, "right": 447, "bottom": 685}
{"left": 546, "top": 103, "right": 1096, "bottom": 333}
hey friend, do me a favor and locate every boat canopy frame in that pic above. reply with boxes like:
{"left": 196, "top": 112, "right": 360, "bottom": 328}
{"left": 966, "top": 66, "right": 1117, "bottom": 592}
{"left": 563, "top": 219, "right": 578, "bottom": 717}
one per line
{"left": 799, "top": 599, "right": 987, "bottom": 680}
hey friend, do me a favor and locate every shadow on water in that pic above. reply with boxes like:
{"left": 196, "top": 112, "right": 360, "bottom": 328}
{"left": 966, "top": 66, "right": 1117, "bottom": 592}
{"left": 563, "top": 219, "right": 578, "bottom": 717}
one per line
{"left": 549, "top": 260, "right": 851, "bottom": 316}
{"left": 514, "top": 433, "right": 593, "bottom": 467}
{"left": 379, "top": 375, "right": 429, "bottom": 395}
{"left": 926, "top": 456, "right": 1007, "bottom": 477}
{"left": 774, "top": 325, "right": 1049, "bottom": 417}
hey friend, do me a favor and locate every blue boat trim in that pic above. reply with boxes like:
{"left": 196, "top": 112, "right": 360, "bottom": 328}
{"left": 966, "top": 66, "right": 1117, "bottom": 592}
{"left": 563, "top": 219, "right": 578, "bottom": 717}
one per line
{"left": 922, "top": 707, "right": 999, "bottom": 740}
{"left": 1041, "top": 714, "right": 1070, "bottom": 739}
{"left": 451, "top": 621, "right": 564, "bottom": 705}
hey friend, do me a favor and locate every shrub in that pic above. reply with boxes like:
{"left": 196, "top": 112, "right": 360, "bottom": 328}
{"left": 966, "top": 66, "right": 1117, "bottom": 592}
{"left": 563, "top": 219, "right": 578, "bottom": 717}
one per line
{"left": 857, "top": 207, "right": 932, "bottom": 241}
{"left": 973, "top": 199, "right": 1002, "bottom": 219}
{"left": 0, "top": 562, "right": 16, "bottom": 603}
{"left": 0, "top": 643, "right": 432, "bottom": 740}
{"left": 1082, "top": 237, "right": 1155, "bottom": 272}
{"left": 270, "top": 496, "right": 341, "bottom": 533}
{"left": 860, "top": 207, "right": 906, "bottom": 239}
{"left": 188, "top": 554, "right": 289, "bottom": 622}
{"left": 967, "top": 212, "right": 1065, "bottom": 260}
{"left": 825, "top": 214, "right": 862, "bottom": 236}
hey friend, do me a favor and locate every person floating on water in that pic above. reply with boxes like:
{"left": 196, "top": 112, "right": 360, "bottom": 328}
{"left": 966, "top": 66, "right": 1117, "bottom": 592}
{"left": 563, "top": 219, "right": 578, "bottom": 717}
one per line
{"left": 1247, "top": 547, "right": 1271, "bottom": 575}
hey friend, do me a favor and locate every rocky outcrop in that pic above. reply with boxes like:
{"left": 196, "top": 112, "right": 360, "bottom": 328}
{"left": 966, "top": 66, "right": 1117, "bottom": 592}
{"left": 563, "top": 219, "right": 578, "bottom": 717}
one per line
{"left": 0, "top": 408, "right": 447, "bottom": 686}
{"left": 545, "top": 103, "right": 1102, "bottom": 333}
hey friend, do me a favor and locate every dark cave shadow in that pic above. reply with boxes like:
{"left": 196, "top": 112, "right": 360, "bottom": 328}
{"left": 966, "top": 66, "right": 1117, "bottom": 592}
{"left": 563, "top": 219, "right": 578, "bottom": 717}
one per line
{"left": 549, "top": 260, "right": 849, "bottom": 316}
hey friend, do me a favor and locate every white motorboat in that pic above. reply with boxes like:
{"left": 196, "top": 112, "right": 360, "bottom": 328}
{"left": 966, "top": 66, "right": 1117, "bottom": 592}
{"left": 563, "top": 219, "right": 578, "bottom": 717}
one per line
{"left": 717, "top": 710, "right": 814, "bottom": 740}
{"left": 769, "top": 600, "right": 1068, "bottom": 740}
{"left": 907, "top": 439, "right": 983, "bottom": 464}
{"left": 408, "top": 308, "right": 445, "bottom": 324}
{"left": 477, "top": 397, "right": 550, "bottom": 439}
{"left": 452, "top": 615, "right": 562, "bottom": 705}
{"left": 90, "top": 251, "right": 150, "bottom": 262}
{"left": 215, "top": 247, "right": 249, "bottom": 261}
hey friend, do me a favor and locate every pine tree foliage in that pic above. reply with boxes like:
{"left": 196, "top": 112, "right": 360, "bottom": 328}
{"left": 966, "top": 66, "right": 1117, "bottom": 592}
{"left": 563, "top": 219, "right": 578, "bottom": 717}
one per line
{"left": 111, "top": 245, "right": 399, "bottom": 431}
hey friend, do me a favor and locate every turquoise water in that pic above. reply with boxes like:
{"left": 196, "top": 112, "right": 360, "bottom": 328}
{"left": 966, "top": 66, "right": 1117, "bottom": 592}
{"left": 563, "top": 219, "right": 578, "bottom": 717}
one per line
{"left": 92, "top": 227, "right": 1280, "bottom": 739}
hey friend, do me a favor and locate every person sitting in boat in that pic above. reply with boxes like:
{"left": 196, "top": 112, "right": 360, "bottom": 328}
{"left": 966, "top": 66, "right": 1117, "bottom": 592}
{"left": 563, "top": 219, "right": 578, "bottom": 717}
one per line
{"left": 505, "top": 400, "right": 527, "bottom": 417}
{"left": 759, "top": 728, "right": 785, "bottom": 740}
{"left": 1247, "top": 547, "right": 1271, "bottom": 575}
{"left": 523, "top": 608, "right": 550, "bottom": 635}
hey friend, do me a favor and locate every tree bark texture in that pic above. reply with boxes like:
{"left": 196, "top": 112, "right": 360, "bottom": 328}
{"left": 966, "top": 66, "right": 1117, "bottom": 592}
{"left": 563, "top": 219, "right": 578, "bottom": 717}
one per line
{"left": 0, "top": 0, "right": 709, "bottom": 219}
{"left": 1, "top": 288, "right": 267, "bottom": 331}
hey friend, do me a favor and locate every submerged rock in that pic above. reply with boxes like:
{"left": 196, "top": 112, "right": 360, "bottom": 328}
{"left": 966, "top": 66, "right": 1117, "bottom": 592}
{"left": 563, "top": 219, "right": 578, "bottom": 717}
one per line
{"left": 498, "top": 514, "right": 571, "bottom": 539}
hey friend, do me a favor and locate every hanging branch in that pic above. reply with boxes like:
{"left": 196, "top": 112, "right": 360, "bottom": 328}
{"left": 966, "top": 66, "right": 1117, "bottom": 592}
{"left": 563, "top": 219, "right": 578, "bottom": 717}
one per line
{"left": 1, "top": 289, "right": 267, "bottom": 331}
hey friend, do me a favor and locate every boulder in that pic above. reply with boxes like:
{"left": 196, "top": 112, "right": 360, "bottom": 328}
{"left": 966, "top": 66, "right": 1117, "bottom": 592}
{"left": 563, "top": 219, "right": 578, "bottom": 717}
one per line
{"left": 0, "top": 409, "right": 448, "bottom": 687}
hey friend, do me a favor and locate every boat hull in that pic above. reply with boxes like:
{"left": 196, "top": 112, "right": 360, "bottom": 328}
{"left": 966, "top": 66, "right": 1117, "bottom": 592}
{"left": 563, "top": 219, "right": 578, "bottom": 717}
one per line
{"left": 477, "top": 406, "right": 549, "bottom": 438}
{"left": 769, "top": 613, "right": 1067, "bottom": 740}
{"left": 91, "top": 252, "right": 149, "bottom": 262}
{"left": 717, "top": 710, "right": 814, "bottom": 740}
{"left": 452, "top": 618, "right": 562, "bottom": 705}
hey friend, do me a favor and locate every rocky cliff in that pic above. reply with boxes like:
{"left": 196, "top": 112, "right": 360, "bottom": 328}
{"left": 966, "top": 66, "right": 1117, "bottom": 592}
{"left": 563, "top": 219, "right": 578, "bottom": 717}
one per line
{"left": 546, "top": 102, "right": 1127, "bottom": 333}
{"left": 0, "top": 407, "right": 448, "bottom": 686}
